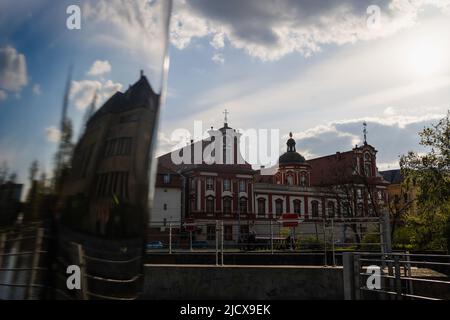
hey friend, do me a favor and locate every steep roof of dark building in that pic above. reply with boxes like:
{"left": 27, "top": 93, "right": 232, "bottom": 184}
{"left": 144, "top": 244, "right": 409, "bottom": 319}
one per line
{"left": 379, "top": 169, "right": 403, "bottom": 184}
{"left": 87, "top": 73, "right": 158, "bottom": 125}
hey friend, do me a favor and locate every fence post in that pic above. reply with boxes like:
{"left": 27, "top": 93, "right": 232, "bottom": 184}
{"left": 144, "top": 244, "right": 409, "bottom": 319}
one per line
{"left": 169, "top": 223, "right": 172, "bottom": 255}
{"left": 331, "top": 218, "right": 336, "bottom": 266}
{"left": 221, "top": 220, "right": 224, "bottom": 266}
{"left": 0, "top": 233, "right": 6, "bottom": 272}
{"left": 343, "top": 252, "right": 355, "bottom": 300}
{"left": 323, "top": 219, "right": 328, "bottom": 266}
{"left": 394, "top": 255, "right": 402, "bottom": 300}
{"left": 405, "top": 251, "right": 414, "bottom": 296}
{"left": 215, "top": 220, "right": 219, "bottom": 266}
{"left": 76, "top": 244, "right": 88, "bottom": 300}
{"left": 380, "top": 210, "right": 392, "bottom": 254}
{"left": 26, "top": 228, "right": 44, "bottom": 299}
{"left": 353, "top": 254, "right": 361, "bottom": 300}
{"left": 270, "top": 219, "right": 274, "bottom": 254}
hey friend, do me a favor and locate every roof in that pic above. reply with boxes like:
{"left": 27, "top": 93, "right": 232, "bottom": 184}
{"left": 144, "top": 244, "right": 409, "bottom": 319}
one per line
{"left": 88, "top": 74, "right": 158, "bottom": 125}
{"left": 379, "top": 169, "right": 403, "bottom": 184}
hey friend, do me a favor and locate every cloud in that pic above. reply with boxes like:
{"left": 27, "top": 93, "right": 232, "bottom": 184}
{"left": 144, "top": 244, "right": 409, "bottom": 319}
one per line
{"left": 87, "top": 60, "right": 112, "bottom": 76}
{"left": 171, "top": 0, "right": 450, "bottom": 61}
{"left": 82, "top": 0, "right": 171, "bottom": 76}
{"left": 0, "top": 90, "right": 6, "bottom": 101}
{"left": 45, "top": 126, "right": 61, "bottom": 143}
{"left": 32, "top": 84, "right": 42, "bottom": 95}
{"left": 0, "top": 46, "right": 28, "bottom": 92}
{"left": 70, "top": 79, "right": 122, "bottom": 111}
{"left": 212, "top": 53, "right": 225, "bottom": 64}
{"left": 291, "top": 114, "right": 444, "bottom": 167}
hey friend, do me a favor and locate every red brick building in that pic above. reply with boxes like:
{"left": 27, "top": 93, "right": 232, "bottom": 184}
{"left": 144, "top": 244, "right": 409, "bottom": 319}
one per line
{"left": 152, "top": 120, "right": 388, "bottom": 243}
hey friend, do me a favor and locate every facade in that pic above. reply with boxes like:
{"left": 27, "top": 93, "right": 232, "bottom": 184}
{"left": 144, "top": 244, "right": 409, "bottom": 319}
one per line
{"left": 380, "top": 169, "right": 418, "bottom": 216}
{"left": 151, "top": 163, "right": 183, "bottom": 225}
{"left": 61, "top": 71, "right": 160, "bottom": 237}
{"left": 153, "top": 118, "right": 389, "bottom": 244}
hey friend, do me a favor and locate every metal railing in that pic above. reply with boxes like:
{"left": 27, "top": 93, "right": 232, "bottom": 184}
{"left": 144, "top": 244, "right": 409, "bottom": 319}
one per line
{"left": 0, "top": 224, "right": 143, "bottom": 300}
{"left": 343, "top": 251, "right": 450, "bottom": 300}
{"left": 147, "top": 217, "right": 385, "bottom": 266}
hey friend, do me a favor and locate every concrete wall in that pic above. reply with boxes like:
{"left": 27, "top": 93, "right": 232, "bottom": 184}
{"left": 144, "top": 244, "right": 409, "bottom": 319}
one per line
{"left": 143, "top": 265, "right": 343, "bottom": 300}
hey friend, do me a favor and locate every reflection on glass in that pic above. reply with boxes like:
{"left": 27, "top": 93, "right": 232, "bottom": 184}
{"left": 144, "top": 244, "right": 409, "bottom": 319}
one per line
{"left": 0, "top": 0, "right": 172, "bottom": 300}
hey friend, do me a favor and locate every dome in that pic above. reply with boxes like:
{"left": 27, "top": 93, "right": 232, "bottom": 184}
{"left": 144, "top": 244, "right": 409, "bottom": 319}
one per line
{"left": 279, "top": 151, "right": 306, "bottom": 165}
{"left": 279, "top": 132, "right": 306, "bottom": 165}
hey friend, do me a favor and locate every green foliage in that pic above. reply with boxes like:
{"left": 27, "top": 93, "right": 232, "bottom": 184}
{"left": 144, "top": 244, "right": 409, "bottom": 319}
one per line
{"left": 400, "top": 111, "right": 450, "bottom": 250}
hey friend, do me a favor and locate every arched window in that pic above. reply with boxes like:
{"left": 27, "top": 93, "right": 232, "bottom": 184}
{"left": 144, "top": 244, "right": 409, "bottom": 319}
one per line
{"left": 223, "top": 197, "right": 232, "bottom": 214}
{"left": 327, "top": 201, "right": 335, "bottom": 218}
{"left": 311, "top": 201, "right": 319, "bottom": 218}
{"left": 239, "top": 197, "right": 247, "bottom": 214}
{"left": 275, "top": 199, "right": 283, "bottom": 216}
{"left": 300, "top": 174, "right": 307, "bottom": 187}
{"left": 293, "top": 200, "right": 301, "bottom": 215}
{"left": 257, "top": 198, "right": 266, "bottom": 216}
{"left": 287, "top": 175, "right": 294, "bottom": 186}
{"left": 206, "top": 196, "right": 214, "bottom": 214}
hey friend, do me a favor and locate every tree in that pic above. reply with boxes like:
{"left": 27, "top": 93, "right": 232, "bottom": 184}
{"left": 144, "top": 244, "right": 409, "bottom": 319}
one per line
{"left": 400, "top": 111, "right": 450, "bottom": 250}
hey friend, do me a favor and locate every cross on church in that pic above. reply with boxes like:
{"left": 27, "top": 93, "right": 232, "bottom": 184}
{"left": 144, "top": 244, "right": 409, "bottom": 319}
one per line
{"left": 223, "top": 109, "right": 229, "bottom": 124}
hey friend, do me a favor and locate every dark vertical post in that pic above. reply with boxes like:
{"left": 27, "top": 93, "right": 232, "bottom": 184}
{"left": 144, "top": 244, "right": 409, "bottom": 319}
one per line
{"left": 343, "top": 252, "right": 355, "bottom": 300}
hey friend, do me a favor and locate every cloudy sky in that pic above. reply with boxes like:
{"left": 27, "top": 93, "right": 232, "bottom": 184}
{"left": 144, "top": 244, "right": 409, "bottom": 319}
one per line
{"left": 1, "top": 0, "right": 450, "bottom": 185}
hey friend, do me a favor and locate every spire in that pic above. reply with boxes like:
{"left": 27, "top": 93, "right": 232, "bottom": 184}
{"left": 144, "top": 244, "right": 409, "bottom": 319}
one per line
{"left": 223, "top": 109, "right": 229, "bottom": 126}
{"left": 287, "top": 132, "right": 296, "bottom": 152}
{"left": 363, "top": 121, "right": 368, "bottom": 145}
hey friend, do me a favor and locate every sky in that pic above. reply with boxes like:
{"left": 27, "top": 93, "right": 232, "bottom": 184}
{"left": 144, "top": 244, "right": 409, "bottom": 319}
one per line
{"left": 1, "top": 0, "right": 450, "bottom": 186}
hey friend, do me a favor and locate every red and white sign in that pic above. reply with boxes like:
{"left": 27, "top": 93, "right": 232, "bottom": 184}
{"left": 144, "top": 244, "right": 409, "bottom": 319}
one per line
{"left": 281, "top": 213, "right": 300, "bottom": 228}
{"left": 184, "top": 218, "right": 196, "bottom": 232}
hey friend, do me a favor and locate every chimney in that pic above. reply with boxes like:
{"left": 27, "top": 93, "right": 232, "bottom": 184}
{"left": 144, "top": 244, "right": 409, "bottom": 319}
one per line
{"left": 140, "top": 70, "right": 144, "bottom": 78}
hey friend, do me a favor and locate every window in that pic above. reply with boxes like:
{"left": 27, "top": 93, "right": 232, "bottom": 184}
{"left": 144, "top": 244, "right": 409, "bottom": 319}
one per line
{"left": 327, "top": 201, "right": 335, "bottom": 218}
{"left": 239, "top": 197, "right": 247, "bottom": 214}
{"left": 311, "top": 201, "right": 319, "bottom": 218}
{"left": 239, "top": 180, "right": 246, "bottom": 192}
{"left": 163, "top": 203, "right": 167, "bottom": 211}
{"left": 207, "top": 225, "right": 216, "bottom": 240}
{"left": 257, "top": 198, "right": 266, "bottom": 216}
{"left": 223, "top": 197, "right": 232, "bottom": 214}
{"left": 224, "top": 225, "right": 233, "bottom": 241}
{"left": 190, "top": 198, "right": 196, "bottom": 212}
{"left": 300, "top": 174, "right": 307, "bottom": 187}
{"left": 191, "top": 179, "right": 196, "bottom": 190}
{"left": 95, "top": 172, "right": 129, "bottom": 199}
{"left": 163, "top": 174, "right": 171, "bottom": 184}
{"left": 343, "top": 202, "right": 351, "bottom": 217}
{"left": 293, "top": 200, "right": 301, "bottom": 214}
{"left": 286, "top": 175, "right": 294, "bottom": 186}
{"left": 357, "top": 203, "right": 364, "bottom": 216}
{"left": 206, "top": 196, "right": 214, "bottom": 213}
{"left": 378, "top": 191, "right": 383, "bottom": 201}
{"left": 104, "top": 137, "right": 132, "bottom": 157}
{"left": 206, "top": 177, "right": 214, "bottom": 190}
{"left": 365, "top": 164, "right": 372, "bottom": 177}
{"left": 357, "top": 189, "right": 362, "bottom": 198}
{"left": 275, "top": 199, "right": 283, "bottom": 216}
{"left": 223, "top": 179, "right": 231, "bottom": 191}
